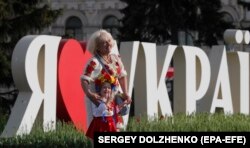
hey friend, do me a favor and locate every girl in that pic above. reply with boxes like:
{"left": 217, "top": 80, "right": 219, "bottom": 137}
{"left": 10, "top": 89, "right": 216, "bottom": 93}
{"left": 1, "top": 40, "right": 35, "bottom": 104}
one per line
{"left": 85, "top": 81, "right": 117, "bottom": 140}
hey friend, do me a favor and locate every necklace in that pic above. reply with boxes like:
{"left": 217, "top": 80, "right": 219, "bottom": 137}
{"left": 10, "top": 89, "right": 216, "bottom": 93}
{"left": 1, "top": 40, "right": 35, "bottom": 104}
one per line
{"left": 99, "top": 54, "right": 111, "bottom": 64}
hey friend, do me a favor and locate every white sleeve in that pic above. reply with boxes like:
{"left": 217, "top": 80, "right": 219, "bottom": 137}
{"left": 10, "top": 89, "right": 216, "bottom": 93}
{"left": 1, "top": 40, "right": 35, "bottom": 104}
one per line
{"left": 96, "top": 103, "right": 107, "bottom": 115}
{"left": 80, "top": 57, "right": 102, "bottom": 83}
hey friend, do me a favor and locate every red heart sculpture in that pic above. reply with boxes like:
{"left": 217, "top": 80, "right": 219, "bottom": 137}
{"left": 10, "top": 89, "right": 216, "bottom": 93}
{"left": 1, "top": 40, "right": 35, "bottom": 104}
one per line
{"left": 57, "top": 39, "right": 92, "bottom": 132}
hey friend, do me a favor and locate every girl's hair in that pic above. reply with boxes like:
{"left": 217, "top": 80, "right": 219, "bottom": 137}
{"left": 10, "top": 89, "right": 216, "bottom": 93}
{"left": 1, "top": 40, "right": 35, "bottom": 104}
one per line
{"left": 97, "top": 81, "right": 115, "bottom": 101}
{"left": 87, "top": 29, "right": 115, "bottom": 55}
{"left": 95, "top": 79, "right": 117, "bottom": 93}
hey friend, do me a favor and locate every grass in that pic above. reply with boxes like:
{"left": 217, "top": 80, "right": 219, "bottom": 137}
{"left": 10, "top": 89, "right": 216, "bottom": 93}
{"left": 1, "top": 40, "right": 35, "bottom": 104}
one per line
{"left": 1, "top": 113, "right": 250, "bottom": 147}
{"left": 0, "top": 119, "right": 91, "bottom": 147}
{"left": 126, "top": 113, "right": 250, "bottom": 132}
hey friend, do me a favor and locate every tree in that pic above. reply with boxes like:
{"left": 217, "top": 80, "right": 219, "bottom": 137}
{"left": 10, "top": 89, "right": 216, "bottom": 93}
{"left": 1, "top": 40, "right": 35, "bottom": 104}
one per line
{"left": 118, "top": 0, "right": 234, "bottom": 46}
{"left": 0, "top": 0, "right": 61, "bottom": 86}
{"left": 0, "top": 0, "right": 61, "bottom": 116}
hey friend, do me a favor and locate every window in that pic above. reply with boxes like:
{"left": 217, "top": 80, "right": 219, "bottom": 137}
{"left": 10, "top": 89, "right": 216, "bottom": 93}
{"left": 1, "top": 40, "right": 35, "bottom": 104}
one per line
{"left": 102, "top": 16, "right": 120, "bottom": 39}
{"left": 222, "top": 12, "right": 234, "bottom": 24}
{"left": 65, "top": 16, "right": 83, "bottom": 40}
{"left": 178, "top": 31, "right": 194, "bottom": 45}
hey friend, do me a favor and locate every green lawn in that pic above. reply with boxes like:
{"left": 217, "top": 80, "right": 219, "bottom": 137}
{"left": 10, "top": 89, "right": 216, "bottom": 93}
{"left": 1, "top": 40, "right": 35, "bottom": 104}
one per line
{"left": 1, "top": 113, "right": 250, "bottom": 147}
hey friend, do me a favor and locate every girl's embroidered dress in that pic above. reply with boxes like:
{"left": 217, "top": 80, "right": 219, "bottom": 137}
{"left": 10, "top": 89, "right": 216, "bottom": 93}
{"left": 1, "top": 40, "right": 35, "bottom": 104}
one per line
{"left": 86, "top": 99, "right": 116, "bottom": 139}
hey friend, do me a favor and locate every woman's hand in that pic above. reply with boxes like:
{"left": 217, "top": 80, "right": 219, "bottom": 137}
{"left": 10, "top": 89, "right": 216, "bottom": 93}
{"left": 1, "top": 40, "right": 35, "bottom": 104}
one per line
{"left": 88, "top": 92, "right": 101, "bottom": 106}
{"left": 82, "top": 80, "right": 100, "bottom": 105}
{"left": 122, "top": 93, "right": 132, "bottom": 104}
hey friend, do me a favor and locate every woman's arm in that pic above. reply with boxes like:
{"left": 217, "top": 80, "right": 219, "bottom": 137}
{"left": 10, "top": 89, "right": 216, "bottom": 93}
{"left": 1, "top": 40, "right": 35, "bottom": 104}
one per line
{"left": 118, "top": 76, "right": 132, "bottom": 103}
{"left": 81, "top": 79, "right": 100, "bottom": 106}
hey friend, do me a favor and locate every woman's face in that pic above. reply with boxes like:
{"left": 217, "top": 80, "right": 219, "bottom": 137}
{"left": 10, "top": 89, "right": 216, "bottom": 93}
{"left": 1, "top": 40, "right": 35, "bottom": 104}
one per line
{"left": 96, "top": 35, "right": 113, "bottom": 55}
{"left": 100, "top": 82, "right": 112, "bottom": 98}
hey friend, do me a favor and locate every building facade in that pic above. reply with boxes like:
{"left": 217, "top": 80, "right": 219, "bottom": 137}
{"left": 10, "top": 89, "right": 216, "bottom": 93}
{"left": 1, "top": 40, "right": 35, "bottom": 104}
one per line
{"left": 45, "top": 0, "right": 250, "bottom": 43}
{"left": 45, "top": 0, "right": 125, "bottom": 41}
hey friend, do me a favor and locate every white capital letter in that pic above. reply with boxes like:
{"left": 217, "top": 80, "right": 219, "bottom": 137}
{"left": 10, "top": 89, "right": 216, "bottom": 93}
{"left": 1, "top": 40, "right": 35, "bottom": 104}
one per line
{"left": 201, "top": 46, "right": 233, "bottom": 113}
{"left": 1, "top": 35, "right": 61, "bottom": 137}
{"left": 174, "top": 46, "right": 210, "bottom": 114}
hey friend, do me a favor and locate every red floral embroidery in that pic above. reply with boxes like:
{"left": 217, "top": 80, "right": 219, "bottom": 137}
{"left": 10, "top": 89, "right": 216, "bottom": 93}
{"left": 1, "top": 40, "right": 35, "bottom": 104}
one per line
{"left": 103, "top": 73, "right": 110, "bottom": 80}
{"left": 107, "top": 101, "right": 115, "bottom": 111}
{"left": 109, "top": 69, "right": 114, "bottom": 75}
{"left": 85, "top": 66, "right": 93, "bottom": 74}
{"left": 90, "top": 60, "right": 96, "bottom": 67}
{"left": 115, "top": 62, "right": 121, "bottom": 75}
{"left": 104, "top": 64, "right": 114, "bottom": 75}
{"left": 84, "top": 60, "right": 96, "bottom": 75}
{"left": 101, "top": 69, "right": 106, "bottom": 74}
{"left": 104, "top": 65, "right": 109, "bottom": 70}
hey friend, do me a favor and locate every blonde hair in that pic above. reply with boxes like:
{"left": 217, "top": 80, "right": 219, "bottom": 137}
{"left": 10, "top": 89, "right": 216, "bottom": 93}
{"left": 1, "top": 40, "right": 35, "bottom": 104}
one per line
{"left": 87, "top": 29, "right": 115, "bottom": 55}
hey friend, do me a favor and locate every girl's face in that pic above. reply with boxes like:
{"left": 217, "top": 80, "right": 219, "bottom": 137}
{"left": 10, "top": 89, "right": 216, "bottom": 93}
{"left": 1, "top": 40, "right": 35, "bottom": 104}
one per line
{"left": 100, "top": 82, "right": 112, "bottom": 98}
{"left": 96, "top": 34, "right": 113, "bottom": 55}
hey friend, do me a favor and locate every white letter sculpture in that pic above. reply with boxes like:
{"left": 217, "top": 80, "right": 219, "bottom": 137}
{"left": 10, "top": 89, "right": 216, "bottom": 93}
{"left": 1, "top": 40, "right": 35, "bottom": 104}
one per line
{"left": 200, "top": 46, "right": 233, "bottom": 113}
{"left": 1, "top": 35, "right": 61, "bottom": 137}
{"left": 174, "top": 46, "right": 211, "bottom": 114}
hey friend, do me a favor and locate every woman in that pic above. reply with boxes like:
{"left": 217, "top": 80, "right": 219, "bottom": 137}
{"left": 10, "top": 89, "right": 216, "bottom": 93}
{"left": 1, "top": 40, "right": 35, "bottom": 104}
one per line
{"left": 80, "top": 29, "right": 131, "bottom": 130}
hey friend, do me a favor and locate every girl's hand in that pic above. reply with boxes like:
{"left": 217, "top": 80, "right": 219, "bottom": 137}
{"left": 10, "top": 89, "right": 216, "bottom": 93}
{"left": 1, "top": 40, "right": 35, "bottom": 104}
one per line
{"left": 106, "top": 102, "right": 113, "bottom": 111}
